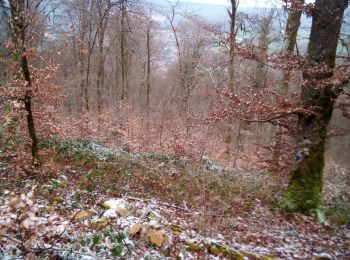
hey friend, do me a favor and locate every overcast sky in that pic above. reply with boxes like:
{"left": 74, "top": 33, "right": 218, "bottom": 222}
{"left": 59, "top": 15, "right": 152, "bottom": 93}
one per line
{"left": 182, "top": 0, "right": 279, "bottom": 7}
{"left": 182, "top": 0, "right": 313, "bottom": 8}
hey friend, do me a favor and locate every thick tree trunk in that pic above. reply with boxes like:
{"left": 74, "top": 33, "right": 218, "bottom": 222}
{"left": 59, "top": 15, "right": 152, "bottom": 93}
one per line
{"left": 281, "top": 0, "right": 348, "bottom": 216}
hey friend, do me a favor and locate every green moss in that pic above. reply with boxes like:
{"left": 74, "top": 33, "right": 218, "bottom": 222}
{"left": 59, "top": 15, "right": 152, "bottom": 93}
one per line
{"left": 206, "top": 243, "right": 244, "bottom": 260}
{"left": 185, "top": 241, "right": 272, "bottom": 260}
{"left": 185, "top": 242, "right": 201, "bottom": 252}
{"left": 280, "top": 140, "right": 325, "bottom": 217}
{"left": 51, "top": 196, "right": 65, "bottom": 204}
{"left": 326, "top": 192, "right": 350, "bottom": 226}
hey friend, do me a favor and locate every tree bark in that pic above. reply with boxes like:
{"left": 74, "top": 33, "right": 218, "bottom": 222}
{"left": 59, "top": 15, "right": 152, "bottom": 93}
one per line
{"left": 9, "top": 0, "right": 39, "bottom": 164}
{"left": 225, "top": 0, "right": 237, "bottom": 157}
{"left": 272, "top": 2, "right": 302, "bottom": 166}
{"left": 96, "top": 0, "right": 109, "bottom": 116}
{"left": 281, "top": 0, "right": 348, "bottom": 216}
{"left": 120, "top": 0, "right": 128, "bottom": 101}
{"left": 281, "top": 0, "right": 302, "bottom": 93}
{"left": 228, "top": 0, "right": 237, "bottom": 90}
{"left": 83, "top": 0, "right": 96, "bottom": 112}
{"left": 254, "top": 9, "right": 274, "bottom": 89}
{"left": 146, "top": 27, "right": 151, "bottom": 117}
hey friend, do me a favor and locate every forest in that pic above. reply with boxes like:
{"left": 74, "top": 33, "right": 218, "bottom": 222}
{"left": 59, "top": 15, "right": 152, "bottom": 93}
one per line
{"left": 0, "top": 0, "right": 349, "bottom": 258}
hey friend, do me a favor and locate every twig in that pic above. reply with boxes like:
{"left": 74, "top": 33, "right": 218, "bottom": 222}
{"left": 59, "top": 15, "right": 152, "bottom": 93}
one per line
{"left": 0, "top": 177, "right": 36, "bottom": 188}
{"left": 125, "top": 196, "right": 192, "bottom": 213}
{"left": 39, "top": 247, "right": 99, "bottom": 259}
{"left": 0, "top": 233, "right": 22, "bottom": 244}
{"left": 105, "top": 219, "right": 131, "bottom": 257}
{"left": 0, "top": 233, "right": 98, "bottom": 259}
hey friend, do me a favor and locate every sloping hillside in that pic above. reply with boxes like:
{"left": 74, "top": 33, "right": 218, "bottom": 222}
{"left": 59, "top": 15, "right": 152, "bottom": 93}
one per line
{"left": 0, "top": 139, "right": 349, "bottom": 259}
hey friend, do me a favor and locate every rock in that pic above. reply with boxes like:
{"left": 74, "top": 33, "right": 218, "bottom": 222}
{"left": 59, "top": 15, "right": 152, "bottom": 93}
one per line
{"left": 205, "top": 241, "right": 272, "bottom": 260}
{"left": 128, "top": 224, "right": 142, "bottom": 236}
{"left": 185, "top": 241, "right": 202, "bottom": 252}
{"left": 45, "top": 206, "right": 55, "bottom": 212}
{"left": 51, "top": 178, "right": 66, "bottom": 188}
{"left": 169, "top": 224, "right": 186, "bottom": 233}
{"left": 206, "top": 242, "right": 244, "bottom": 260}
{"left": 147, "top": 229, "right": 168, "bottom": 247}
{"left": 41, "top": 184, "right": 54, "bottom": 190}
{"left": 116, "top": 207, "right": 129, "bottom": 217}
{"left": 147, "top": 219, "right": 161, "bottom": 228}
{"left": 103, "top": 199, "right": 132, "bottom": 217}
{"left": 141, "top": 224, "right": 150, "bottom": 235}
{"left": 59, "top": 175, "right": 68, "bottom": 182}
{"left": 314, "top": 253, "right": 334, "bottom": 260}
{"left": 142, "top": 208, "right": 162, "bottom": 219}
{"left": 74, "top": 210, "right": 94, "bottom": 221}
{"left": 91, "top": 217, "right": 108, "bottom": 229}
{"left": 51, "top": 196, "right": 64, "bottom": 204}
{"left": 103, "top": 209, "right": 118, "bottom": 218}
{"left": 40, "top": 189, "right": 51, "bottom": 197}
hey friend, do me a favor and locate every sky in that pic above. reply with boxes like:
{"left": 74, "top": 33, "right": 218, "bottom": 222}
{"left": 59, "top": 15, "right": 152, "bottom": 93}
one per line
{"left": 182, "top": 0, "right": 314, "bottom": 8}
{"left": 182, "top": 0, "right": 281, "bottom": 7}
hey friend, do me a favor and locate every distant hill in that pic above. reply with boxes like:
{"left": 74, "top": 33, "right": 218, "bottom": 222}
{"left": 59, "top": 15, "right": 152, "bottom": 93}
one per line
{"left": 150, "top": 0, "right": 313, "bottom": 52}
{"left": 151, "top": 0, "right": 311, "bottom": 24}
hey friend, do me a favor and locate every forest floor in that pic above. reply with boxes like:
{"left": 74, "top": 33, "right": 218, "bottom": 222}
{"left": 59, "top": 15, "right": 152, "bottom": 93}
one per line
{"left": 0, "top": 139, "right": 349, "bottom": 259}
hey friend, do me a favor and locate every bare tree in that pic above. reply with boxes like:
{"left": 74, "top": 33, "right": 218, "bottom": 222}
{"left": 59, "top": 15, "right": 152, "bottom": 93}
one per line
{"left": 254, "top": 9, "right": 275, "bottom": 88}
{"left": 224, "top": 0, "right": 239, "bottom": 158}
{"left": 120, "top": 0, "right": 128, "bottom": 101}
{"left": 96, "top": 0, "right": 111, "bottom": 115}
{"left": 272, "top": 2, "right": 302, "bottom": 166}
{"left": 228, "top": 0, "right": 238, "bottom": 90}
{"left": 281, "top": 0, "right": 302, "bottom": 93}
{"left": 8, "top": 0, "right": 39, "bottom": 164}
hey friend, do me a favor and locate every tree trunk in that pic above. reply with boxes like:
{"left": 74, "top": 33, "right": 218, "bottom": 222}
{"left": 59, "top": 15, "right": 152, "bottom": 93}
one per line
{"left": 146, "top": 27, "right": 151, "bottom": 117}
{"left": 254, "top": 9, "right": 274, "bottom": 88}
{"left": 77, "top": 12, "right": 87, "bottom": 114}
{"left": 228, "top": 0, "right": 237, "bottom": 90}
{"left": 225, "top": 0, "right": 237, "bottom": 157}
{"left": 96, "top": 35, "right": 105, "bottom": 115}
{"left": 22, "top": 57, "right": 39, "bottom": 164}
{"left": 281, "top": 1, "right": 302, "bottom": 93}
{"left": 96, "top": 0, "right": 109, "bottom": 116}
{"left": 9, "top": 0, "right": 39, "bottom": 164}
{"left": 272, "top": 3, "right": 302, "bottom": 166}
{"left": 84, "top": 0, "right": 96, "bottom": 112}
{"left": 281, "top": 0, "right": 348, "bottom": 216}
{"left": 120, "top": 0, "right": 127, "bottom": 101}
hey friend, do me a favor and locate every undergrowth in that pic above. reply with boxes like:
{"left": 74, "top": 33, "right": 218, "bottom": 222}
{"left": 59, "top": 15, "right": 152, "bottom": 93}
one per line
{"left": 4, "top": 137, "right": 349, "bottom": 227}
{"left": 41, "top": 138, "right": 281, "bottom": 215}
{"left": 325, "top": 192, "right": 350, "bottom": 226}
